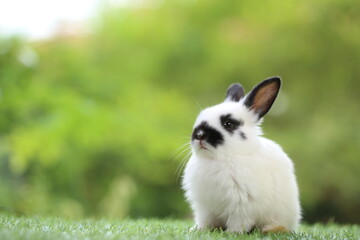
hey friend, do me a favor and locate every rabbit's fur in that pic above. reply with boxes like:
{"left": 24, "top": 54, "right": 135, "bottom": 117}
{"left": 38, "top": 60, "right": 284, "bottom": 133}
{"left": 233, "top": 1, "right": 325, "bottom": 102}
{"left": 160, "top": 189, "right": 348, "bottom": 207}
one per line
{"left": 182, "top": 77, "right": 301, "bottom": 233}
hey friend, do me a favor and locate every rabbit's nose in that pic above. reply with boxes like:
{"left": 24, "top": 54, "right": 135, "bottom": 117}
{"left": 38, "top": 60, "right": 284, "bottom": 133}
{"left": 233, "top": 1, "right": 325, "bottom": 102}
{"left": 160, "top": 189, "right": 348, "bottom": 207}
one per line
{"left": 195, "top": 129, "right": 207, "bottom": 140}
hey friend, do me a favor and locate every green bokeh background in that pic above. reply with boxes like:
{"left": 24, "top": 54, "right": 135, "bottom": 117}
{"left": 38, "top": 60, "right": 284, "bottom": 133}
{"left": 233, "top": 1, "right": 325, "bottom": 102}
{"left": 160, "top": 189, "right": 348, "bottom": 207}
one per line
{"left": 0, "top": 0, "right": 359, "bottom": 223}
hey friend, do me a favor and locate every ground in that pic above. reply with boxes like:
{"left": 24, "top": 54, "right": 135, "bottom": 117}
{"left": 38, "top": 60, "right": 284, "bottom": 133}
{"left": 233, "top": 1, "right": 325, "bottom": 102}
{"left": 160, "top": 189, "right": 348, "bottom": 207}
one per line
{"left": 0, "top": 214, "right": 359, "bottom": 240}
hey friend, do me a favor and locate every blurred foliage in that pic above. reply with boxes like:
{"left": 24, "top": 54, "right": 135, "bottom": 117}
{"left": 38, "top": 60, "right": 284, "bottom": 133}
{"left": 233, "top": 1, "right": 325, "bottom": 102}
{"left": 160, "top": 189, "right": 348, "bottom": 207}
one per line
{"left": 0, "top": 0, "right": 359, "bottom": 223}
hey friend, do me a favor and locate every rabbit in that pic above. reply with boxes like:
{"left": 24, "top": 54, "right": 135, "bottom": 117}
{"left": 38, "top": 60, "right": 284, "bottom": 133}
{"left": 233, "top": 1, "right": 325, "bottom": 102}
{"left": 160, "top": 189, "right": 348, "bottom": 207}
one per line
{"left": 182, "top": 77, "right": 301, "bottom": 233}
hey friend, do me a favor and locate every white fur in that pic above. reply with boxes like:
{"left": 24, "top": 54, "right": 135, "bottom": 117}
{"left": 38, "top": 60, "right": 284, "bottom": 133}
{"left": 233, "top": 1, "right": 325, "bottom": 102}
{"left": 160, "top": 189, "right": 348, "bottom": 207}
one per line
{"left": 182, "top": 99, "right": 301, "bottom": 233}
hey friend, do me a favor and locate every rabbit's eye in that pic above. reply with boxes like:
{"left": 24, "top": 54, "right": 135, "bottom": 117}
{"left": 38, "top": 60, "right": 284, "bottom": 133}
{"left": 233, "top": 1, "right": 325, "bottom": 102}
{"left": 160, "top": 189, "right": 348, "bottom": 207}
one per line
{"left": 220, "top": 114, "right": 242, "bottom": 133}
{"left": 223, "top": 120, "right": 235, "bottom": 130}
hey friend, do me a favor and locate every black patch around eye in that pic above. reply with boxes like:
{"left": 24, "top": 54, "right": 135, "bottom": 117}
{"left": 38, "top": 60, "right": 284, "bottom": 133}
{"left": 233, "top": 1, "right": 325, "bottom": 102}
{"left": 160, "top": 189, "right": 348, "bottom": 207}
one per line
{"left": 220, "top": 114, "right": 243, "bottom": 134}
{"left": 192, "top": 121, "right": 224, "bottom": 148}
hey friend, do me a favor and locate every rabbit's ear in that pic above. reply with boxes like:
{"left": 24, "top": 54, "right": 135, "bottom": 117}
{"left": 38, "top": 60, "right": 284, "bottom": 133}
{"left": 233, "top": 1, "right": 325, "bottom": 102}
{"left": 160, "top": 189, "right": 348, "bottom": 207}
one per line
{"left": 225, "top": 83, "right": 245, "bottom": 102}
{"left": 244, "top": 77, "right": 281, "bottom": 119}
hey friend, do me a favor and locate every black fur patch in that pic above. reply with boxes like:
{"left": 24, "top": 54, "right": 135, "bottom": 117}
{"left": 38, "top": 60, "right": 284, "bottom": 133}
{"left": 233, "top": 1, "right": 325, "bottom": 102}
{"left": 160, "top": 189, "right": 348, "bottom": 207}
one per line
{"left": 192, "top": 121, "right": 224, "bottom": 148}
{"left": 239, "top": 131, "right": 247, "bottom": 140}
{"left": 220, "top": 114, "right": 243, "bottom": 134}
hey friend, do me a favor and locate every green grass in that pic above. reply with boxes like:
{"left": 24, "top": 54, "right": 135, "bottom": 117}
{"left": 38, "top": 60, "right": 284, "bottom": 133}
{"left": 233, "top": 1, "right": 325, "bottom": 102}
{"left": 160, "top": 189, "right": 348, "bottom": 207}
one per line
{"left": 0, "top": 214, "right": 359, "bottom": 240}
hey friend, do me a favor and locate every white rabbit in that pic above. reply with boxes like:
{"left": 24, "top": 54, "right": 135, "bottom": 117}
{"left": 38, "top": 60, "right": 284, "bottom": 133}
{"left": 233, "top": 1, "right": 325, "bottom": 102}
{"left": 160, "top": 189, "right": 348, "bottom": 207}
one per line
{"left": 182, "top": 77, "right": 301, "bottom": 233}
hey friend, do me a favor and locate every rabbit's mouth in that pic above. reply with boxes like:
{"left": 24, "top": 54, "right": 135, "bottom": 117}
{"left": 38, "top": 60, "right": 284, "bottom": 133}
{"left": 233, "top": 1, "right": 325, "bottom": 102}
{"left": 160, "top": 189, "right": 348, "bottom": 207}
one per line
{"left": 199, "top": 140, "right": 208, "bottom": 150}
{"left": 192, "top": 139, "right": 210, "bottom": 152}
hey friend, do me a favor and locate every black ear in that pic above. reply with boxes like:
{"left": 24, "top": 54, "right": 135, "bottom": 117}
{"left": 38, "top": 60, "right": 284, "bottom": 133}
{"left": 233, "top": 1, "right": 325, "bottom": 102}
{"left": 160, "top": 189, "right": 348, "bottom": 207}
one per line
{"left": 225, "top": 83, "right": 245, "bottom": 102}
{"left": 244, "top": 77, "right": 281, "bottom": 119}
